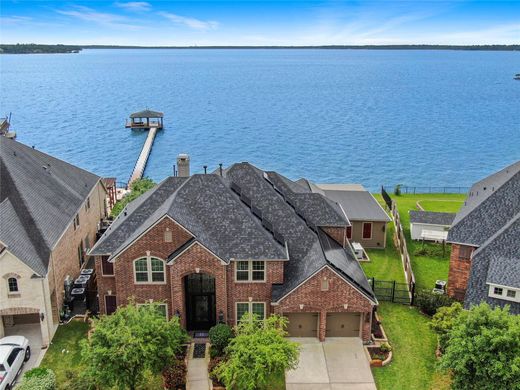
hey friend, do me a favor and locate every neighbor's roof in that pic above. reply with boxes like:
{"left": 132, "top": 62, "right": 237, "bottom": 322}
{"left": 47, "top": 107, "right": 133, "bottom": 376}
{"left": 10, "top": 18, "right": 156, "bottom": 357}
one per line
{"left": 472, "top": 212, "right": 520, "bottom": 289}
{"left": 91, "top": 162, "right": 375, "bottom": 302}
{"left": 129, "top": 109, "right": 163, "bottom": 118}
{"left": 447, "top": 165, "right": 520, "bottom": 247}
{"left": 452, "top": 160, "right": 520, "bottom": 226}
{"left": 409, "top": 211, "right": 456, "bottom": 226}
{"left": 298, "top": 180, "right": 390, "bottom": 222}
{"left": 0, "top": 137, "right": 100, "bottom": 275}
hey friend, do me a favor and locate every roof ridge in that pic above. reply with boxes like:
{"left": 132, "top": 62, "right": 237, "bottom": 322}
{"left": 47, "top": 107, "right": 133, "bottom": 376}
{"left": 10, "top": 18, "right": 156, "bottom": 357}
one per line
{"left": 450, "top": 169, "right": 520, "bottom": 233}
{"left": 473, "top": 210, "right": 520, "bottom": 256}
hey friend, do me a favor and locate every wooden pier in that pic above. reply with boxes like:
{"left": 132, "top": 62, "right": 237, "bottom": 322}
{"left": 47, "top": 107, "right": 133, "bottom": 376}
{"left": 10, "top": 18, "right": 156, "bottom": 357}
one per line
{"left": 127, "top": 109, "right": 163, "bottom": 187}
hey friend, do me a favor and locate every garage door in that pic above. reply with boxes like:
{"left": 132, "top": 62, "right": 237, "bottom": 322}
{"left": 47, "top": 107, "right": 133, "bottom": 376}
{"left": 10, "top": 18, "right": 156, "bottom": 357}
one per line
{"left": 285, "top": 313, "right": 319, "bottom": 337}
{"left": 326, "top": 313, "right": 361, "bottom": 337}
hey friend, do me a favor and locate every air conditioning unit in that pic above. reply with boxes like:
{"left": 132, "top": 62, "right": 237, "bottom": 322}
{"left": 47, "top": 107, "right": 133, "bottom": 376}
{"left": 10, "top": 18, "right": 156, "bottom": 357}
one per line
{"left": 351, "top": 242, "right": 364, "bottom": 260}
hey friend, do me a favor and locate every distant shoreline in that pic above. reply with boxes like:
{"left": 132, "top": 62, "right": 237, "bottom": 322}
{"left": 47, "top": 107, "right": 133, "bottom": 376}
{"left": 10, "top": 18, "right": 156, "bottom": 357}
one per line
{"left": 1, "top": 43, "right": 519, "bottom": 54}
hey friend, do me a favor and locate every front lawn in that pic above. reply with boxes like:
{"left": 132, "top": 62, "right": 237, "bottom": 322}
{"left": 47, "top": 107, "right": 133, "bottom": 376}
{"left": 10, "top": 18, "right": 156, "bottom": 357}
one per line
{"left": 391, "top": 193, "right": 466, "bottom": 290}
{"left": 372, "top": 303, "right": 450, "bottom": 390}
{"left": 40, "top": 320, "right": 89, "bottom": 389}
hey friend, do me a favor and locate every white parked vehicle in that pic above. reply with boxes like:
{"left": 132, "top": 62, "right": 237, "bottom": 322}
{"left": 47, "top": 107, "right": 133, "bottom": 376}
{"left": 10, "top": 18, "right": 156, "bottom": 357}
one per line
{"left": 0, "top": 336, "right": 30, "bottom": 390}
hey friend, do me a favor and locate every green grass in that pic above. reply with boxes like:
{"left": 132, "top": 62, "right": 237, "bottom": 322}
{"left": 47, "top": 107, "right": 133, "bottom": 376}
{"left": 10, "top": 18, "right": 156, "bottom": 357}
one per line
{"left": 392, "top": 193, "right": 466, "bottom": 290}
{"left": 372, "top": 303, "right": 450, "bottom": 390}
{"left": 418, "top": 200, "right": 464, "bottom": 213}
{"left": 40, "top": 320, "right": 89, "bottom": 389}
{"left": 361, "top": 194, "right": 405, "bottom": 283}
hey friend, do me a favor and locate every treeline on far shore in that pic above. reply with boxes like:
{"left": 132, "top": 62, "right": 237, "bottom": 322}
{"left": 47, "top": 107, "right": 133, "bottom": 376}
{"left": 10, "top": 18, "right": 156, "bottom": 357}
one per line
{"left": 1, "top": 43, "right": 519, "bottom": 53}
{"left": 0, "top": 44, "right": 82, "bottom": 54}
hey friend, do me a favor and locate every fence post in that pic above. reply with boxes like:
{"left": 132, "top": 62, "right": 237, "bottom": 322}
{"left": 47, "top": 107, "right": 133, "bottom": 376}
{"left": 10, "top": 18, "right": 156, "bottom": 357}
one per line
{"left": 372, "top": 277, "right": 375, "bottom": 291}
{"left": 391, "top": 280, "right": 396, "bottom": 302}
{"left": 410, "top": 282, "right": 415, "bottom": 306}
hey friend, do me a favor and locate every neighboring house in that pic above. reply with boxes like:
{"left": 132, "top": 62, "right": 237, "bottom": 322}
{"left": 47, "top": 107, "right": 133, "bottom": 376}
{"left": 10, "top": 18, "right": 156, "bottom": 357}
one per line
{"left": 447, "top": 160, "right": 520, "bottom": 314}
{"left": 90, "top": 162, "right": 377, "bottom": 342}
{"left": 297, "top": 182, "right": 391, "bottom": 249}
{"left": 409, "top": 211, "right": 456, "bottom": 241}
{"left": 0, "top": 137, "right": 108, "bottom": 346}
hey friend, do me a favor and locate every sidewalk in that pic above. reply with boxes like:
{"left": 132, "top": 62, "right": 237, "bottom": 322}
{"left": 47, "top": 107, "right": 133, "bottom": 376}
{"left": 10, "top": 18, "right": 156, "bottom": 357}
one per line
{"left": 186, "top": 343, "right": 211, "bottom": 390}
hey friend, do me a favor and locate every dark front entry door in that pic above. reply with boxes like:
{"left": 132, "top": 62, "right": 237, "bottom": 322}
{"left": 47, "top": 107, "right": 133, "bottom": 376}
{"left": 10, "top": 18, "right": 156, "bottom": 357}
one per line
{"left": 185, "top": 273, "right": 216, "bottom": 330}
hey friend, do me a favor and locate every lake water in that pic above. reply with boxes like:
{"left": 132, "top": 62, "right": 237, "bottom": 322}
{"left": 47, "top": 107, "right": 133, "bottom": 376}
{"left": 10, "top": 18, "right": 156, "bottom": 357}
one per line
{"left": 1, "top": 49, "right": 519, "bottom": 190}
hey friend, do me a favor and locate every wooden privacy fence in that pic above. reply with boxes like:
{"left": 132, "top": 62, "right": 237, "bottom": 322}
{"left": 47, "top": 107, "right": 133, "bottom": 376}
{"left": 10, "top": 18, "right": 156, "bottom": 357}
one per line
{"left": 381, "top": 187, "right": 416, "bottom": 305}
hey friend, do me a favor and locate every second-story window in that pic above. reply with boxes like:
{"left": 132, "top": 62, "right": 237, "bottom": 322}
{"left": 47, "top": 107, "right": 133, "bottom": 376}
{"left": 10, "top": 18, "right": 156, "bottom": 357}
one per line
{"left": 134, "top": 257, "right": 165, "bottom": 284}
{"left": 101, "top": 256, "right": 114, "bottom": 276}
{"left": 7, "top": 277, "right": 19, "bottom": 293}
{"left": 73, "top": 214, "right": 80, "bottom": 230}
{"left": 235, "top": 260, "right": 265, "bottom": 282}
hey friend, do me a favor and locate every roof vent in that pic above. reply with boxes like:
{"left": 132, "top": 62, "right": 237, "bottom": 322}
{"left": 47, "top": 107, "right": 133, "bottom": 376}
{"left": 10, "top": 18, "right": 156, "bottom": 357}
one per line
{"left": 262, "top": 219, "right": 273, "bottom": 233}
{"left": 251, "top": 205, "right": 262, "bottom": 219}
{"left": 231, "top": 182, "right": 242, "bottom": 196}
{"left": 240, "top": 193, "right": 252, "bottom": 208}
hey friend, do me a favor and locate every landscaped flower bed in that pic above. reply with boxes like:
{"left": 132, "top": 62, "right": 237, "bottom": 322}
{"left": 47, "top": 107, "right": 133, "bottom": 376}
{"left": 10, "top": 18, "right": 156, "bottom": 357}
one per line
{"left": 367, "top": 342, "right": 392, "bottom": 367}
{"left": 163, "top": 344, "right": 190, "bottom": 390}
{"left": 371, "top": 311, "right": 388, "bottom": 341}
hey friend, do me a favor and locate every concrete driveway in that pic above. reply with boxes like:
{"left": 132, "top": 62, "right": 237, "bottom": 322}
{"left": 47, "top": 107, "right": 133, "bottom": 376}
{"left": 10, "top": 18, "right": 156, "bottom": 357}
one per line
{"left": 4, "top": 323, "right": 46, "bottom": 383}
{"left": 286, "top": 337, "right": 376, "bottom": 390}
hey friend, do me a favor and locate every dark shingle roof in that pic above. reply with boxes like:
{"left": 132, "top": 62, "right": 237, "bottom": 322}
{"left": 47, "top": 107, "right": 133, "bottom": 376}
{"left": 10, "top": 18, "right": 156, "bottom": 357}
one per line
{"left": 0, "top": 137, "right": 100, "bottom": 275}
{"left": 409, "top": 211, "right": 456, "bottom": 226}
{"left": 130, "top": 109, "right": 163, "bottom": 118}
{"left": 447, "top": 169, "right": 520, "bottom": 246}
{"left": 91, "top": 162, "right": 375, "bottom": 302}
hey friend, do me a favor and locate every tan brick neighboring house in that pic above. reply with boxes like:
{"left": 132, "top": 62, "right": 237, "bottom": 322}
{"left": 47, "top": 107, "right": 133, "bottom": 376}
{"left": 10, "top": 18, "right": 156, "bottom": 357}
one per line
{"left": 297, "top": 182, "right": 391, "bottom": 249}
{"left": 0, "top": 137, "right": 108, "bottom": 347}
{"left": 90, "top": 163, "right": 377, "bottom": 342}
{"left": 447, "top": 160, "right": 520, "bottom": 314}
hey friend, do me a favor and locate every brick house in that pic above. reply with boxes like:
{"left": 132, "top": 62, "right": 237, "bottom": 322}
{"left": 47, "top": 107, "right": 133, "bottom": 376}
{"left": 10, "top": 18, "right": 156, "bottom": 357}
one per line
{"left": 0, "top": 137, "right": 108, "bottom": 346}
{"left": 90, "top": 162, "right": 377, "bottom": 341}
{"left": 298, "top": 181, "right": 391, "bottom": 249}
{"left": 447, "top": 160, "right": 520, "bottom": 314}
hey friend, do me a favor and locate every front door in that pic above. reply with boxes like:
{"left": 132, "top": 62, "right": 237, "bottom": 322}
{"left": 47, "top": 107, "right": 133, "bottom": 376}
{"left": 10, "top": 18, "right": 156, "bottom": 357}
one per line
{"left": 185, "top": 273, "right": 216, "bottom": 330}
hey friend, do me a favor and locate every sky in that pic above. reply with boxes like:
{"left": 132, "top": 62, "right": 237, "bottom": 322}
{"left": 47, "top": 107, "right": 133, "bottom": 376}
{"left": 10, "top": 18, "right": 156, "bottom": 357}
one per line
{"left": 1, "top": 1, "right": 519, "bottom": 46}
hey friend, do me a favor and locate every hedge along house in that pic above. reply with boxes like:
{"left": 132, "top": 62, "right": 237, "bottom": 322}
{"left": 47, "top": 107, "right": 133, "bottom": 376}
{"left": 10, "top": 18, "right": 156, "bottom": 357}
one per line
{"left": 90, "top": 162, "right": 377, "bottom": 341}
{"left": 447, "top": 160, "right": 520, "bottom": 313}
{"left": 297, "top": 182, "right": 391, "bottom": 249}
{"left": 0, "top": 137, "right": 108, "bottom": 346}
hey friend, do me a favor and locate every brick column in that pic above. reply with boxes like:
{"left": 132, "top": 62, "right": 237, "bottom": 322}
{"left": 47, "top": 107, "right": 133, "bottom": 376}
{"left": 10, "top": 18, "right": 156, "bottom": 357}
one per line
{"left": 318, "top": 309, "right": 327, "bottom": 341}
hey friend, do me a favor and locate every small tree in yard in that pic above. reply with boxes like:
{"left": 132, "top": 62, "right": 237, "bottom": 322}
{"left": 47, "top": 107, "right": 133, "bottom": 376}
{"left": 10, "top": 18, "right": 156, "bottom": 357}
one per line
{"left": 439, "top": 303, "right": 520, "bottom": 390}
{"left": 214, "top": 314, "right": 299, "bottom": 390}
{"left": 81, "top": 302, "right": 188, "bottom": 390}
{"left": 430, "top": 301, "right": 463, "bottom": 352}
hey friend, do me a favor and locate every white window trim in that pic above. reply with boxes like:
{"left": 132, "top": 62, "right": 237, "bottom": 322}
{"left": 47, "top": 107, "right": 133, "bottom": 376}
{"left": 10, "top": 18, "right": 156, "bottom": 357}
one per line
{"left": 487, "top": 284, "right": 520, "bottom": 303}
{"left": 234, "top": 260, "right": 266, "bottom": 283}
{"left": 7, "top": 277, "right": 20, "bottom": 295}
{"left": 235, "top": 301, "right": 266, "bottom": 324}
{"left": 137, "top": 302, "right": 169, "bottom": 318}
{"left": 133, "top": 255, "right": 167, "bottom": 285}
{"left": 361, "top": 222, "right": 373, "bottom": 240}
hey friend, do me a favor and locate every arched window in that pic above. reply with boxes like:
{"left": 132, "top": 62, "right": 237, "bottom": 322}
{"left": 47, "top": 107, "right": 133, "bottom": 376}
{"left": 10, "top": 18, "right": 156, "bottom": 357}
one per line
{"left": 134, "top": 256, "right": 165, "bottom": 284}
{"left": 8, "top": 277, "right": 19, "bottom": 293}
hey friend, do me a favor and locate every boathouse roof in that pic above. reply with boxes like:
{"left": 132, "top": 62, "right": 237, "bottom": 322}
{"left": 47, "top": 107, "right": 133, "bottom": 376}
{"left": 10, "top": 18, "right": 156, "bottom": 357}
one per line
{"left": 130, "top": 109, "right": 163, "bottom": 118}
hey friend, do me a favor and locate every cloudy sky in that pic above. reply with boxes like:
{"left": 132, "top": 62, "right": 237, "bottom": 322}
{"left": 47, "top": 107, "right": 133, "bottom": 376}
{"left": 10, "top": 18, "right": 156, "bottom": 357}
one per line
{"left": 1, "top": 1, "right": 519, "bottom": 46}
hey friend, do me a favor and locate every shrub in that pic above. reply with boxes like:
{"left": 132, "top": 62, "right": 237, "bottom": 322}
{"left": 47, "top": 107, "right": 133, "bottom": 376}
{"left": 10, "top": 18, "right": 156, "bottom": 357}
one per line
{"left": 209, "top": 323, "right": 233, "bottom": 356}
{"left": 214, "top": 314, "right": 299, "bottom": 390}
{"left": 111, "top": 177, "right": 155, "bottom": 217}
{"left": 163, "top": 359, "right": 187, "bottom": 389}
{"left": 394, "top": 184, "right": 402, "bottom": 196}
{"left": 414, "top": 289, "right": 453, "bottom": 316}
{"left": 430, "top": 302, "right": 463, "bottom": 352}
{"left": 413, "top": 245, "right": 448, "bottom": 258}
{"left": 379, "top": 342, "right": 392, "bottom": 353}
{"left": 208, "top": 356, "right": 225, "bottom": 385}
{"left": 18, "top": 367, "right": 56, "bottom": 390}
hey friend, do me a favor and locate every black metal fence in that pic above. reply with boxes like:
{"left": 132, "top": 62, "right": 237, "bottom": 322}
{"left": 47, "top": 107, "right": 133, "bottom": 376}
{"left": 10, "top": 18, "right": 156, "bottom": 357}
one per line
{"left": 369, "top": 278, "right": 414, "bottom": 305}
{"left": 382, "top": 185, "right": 470, "bottom": 194}
{"left": 381, "top": 186, "right": 392, "bottom": 209}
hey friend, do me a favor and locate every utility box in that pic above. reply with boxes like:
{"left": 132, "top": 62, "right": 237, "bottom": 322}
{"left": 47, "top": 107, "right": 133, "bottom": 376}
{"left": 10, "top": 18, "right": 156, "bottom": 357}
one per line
{"left": 351, "top": 242, "right": 364, "bottom": 260}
